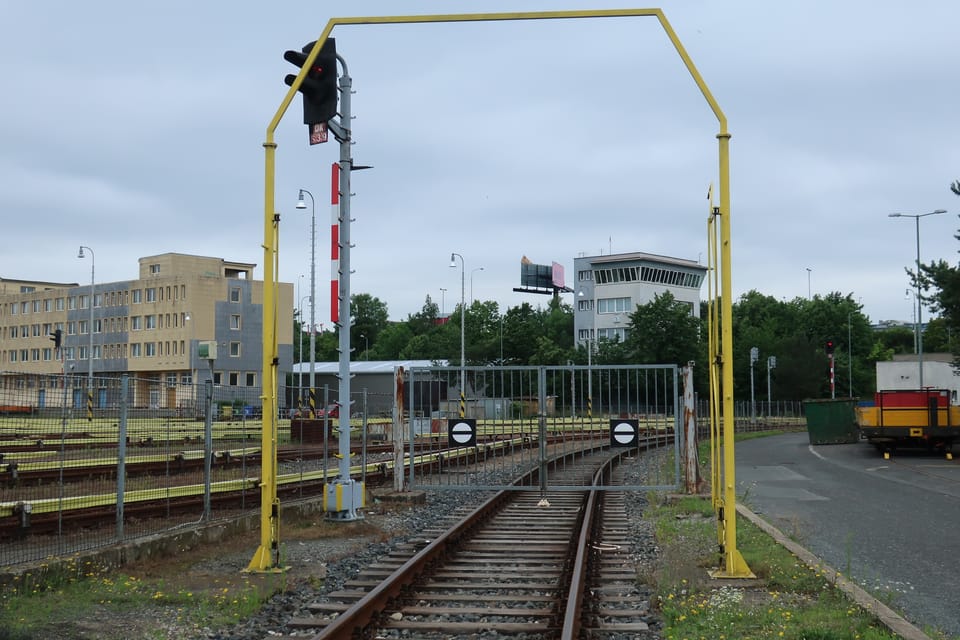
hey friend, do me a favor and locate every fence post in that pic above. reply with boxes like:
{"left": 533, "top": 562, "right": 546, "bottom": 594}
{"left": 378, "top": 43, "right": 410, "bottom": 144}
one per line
{"left": 203, "top": 379, "right": 213, "bottom": 520}
{"left": 116, "top": 375, "right": 128, "bottom": 539}
{"left": 393, "top": 367, "right": 405, "bottom": 492}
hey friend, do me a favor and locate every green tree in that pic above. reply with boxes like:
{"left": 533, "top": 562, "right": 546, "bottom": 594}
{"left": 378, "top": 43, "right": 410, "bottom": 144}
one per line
{"left": 350, "top": 293, "right": 389, "bottom": 354}
{"left": 624, "top": 292, "right": 700, "bottom": 366}
{"left": 915, "top": 181, "right": 960, "bottom": 367}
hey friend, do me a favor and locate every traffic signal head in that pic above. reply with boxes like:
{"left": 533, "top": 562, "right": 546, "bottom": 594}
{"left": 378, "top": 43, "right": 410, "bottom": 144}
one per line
{"left": 49, "top": 328, "right": 62, "bottom": 349}
{"left": 825, "top": 339, "right": 835, "bottom": 355}
{"left": 284, "top": 38, "right": 338, "bottom": 126}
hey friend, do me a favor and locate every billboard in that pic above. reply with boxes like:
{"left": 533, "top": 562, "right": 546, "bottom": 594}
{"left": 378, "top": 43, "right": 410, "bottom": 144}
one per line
{"left": 516, "top": 256, "right": 571, "bottom": 295}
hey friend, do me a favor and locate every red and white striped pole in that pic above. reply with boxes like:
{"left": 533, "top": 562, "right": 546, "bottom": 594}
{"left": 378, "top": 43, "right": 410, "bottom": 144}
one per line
{"left": 330, "top": 162, "right": 340, "bottom": 324}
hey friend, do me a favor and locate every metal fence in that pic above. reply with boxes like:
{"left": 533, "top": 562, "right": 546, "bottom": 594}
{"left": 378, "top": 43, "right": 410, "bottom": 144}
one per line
{"left": 403, "top": 364, "right": 683, "bottom": 491}
{"left": 0, "top": 366, "right": 806, "bottom": 567}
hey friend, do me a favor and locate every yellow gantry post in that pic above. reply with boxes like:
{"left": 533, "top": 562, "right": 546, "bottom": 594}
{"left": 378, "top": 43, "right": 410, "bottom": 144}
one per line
{"left": 250, "top": 8, "right": 751, "bottom": 577}
{"left": 711, "top": 129, "right": 754, "bottom": 578}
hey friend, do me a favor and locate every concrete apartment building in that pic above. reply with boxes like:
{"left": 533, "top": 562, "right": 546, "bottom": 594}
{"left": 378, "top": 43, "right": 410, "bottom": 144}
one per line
{"left": 0, "top": 253, "right": 293, "bottom": 411}
{"left": 573, "top": 251, "right": 707, "bottom": 346}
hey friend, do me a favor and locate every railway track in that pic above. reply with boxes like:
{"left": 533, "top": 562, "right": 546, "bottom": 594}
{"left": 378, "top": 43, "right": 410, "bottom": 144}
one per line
{"left": 276, "top": 444, "right": 660, "bottom": 639}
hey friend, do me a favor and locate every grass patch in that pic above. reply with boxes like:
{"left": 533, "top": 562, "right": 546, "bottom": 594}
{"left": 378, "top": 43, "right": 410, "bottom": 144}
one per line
{"left": 0, "top": 554, "right": 270, "bottom": 640}
{"left": 647, "top": 493, "right": 902, "bottom": 639}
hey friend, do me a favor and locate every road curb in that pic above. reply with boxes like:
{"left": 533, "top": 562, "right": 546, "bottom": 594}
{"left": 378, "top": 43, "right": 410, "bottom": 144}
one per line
{"left": 736, "top": 503, "right": 933, "bottom": 640}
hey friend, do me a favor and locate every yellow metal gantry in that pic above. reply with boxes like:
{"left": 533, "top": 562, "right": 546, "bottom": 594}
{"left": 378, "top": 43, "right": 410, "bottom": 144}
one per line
{"left": 250, "top": 7, "right": 751, "bottom": 577}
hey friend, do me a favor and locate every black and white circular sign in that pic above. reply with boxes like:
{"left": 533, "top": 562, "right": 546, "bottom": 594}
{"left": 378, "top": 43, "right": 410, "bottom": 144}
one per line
{"left": 448, "top": 418, "right": 477, "bottom": 447}
{"left": 610, "top": 419, "right": 639, "bottom": 447}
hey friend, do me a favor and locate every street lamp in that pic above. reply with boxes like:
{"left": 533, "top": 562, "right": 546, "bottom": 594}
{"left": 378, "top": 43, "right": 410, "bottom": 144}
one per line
{"left": 889, "top": 208, "right": 947, "bottom": 388}
{"left": 450, "top": 252, "right": 465, "bottom": 417}
{"left": 359, "top": 334, "right": 369, "bottom": 360}
{"left": 470, "top": 266, "right": 484, "bottom": 305}
{"left": 296, "top": 189, "right": 317, "bottom": 416}
{"left": 805, "top": 267, "right": 812, "bottom": 300}
{"left": 77, "top": 246, "right": 94, "bottom": 415}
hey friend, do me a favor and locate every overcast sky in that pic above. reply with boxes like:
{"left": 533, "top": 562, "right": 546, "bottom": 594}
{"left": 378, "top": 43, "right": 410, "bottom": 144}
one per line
{"left": 2, "top": 1, "right": 958, "bottom": 327}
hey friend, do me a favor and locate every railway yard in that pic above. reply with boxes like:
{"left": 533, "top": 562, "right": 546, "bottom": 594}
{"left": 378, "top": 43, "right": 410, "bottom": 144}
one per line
{"left": 0, "top": 413, "right": 928, "bottom": 640}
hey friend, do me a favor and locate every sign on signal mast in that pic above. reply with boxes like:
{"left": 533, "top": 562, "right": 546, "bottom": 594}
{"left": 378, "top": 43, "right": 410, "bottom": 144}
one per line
{"left": 310, "top": 122, "right": 329, "bottom": 145}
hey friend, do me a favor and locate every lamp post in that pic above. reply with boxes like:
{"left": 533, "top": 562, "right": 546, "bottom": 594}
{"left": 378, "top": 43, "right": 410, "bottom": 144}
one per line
{"left": 805, "top": 268, "right": 812, "bottom": 300}
{"left": 470, "top": 266, "right": 484, "bottom": 305}
{"left": 296, "top": 189, "right": 317, "bottom": 416}
{"left": 450, "top": 253, "right": 465, "bottom": 418}
{"left": 889, "top": 209, "right": 947, "bottom": 388}
{"left": 359, "top": 334, "right": 369, "bottom": 360}
{"left": 77, "top": 246, "right": 94, "bottom": 416}
{"left": 439, "top": 287, "right": 447, "bottom": 316}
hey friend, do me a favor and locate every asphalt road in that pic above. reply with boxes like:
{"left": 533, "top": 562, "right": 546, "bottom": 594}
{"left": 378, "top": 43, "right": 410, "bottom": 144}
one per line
{"left": 734, "top": 432, "right": 960, "bottom": 638}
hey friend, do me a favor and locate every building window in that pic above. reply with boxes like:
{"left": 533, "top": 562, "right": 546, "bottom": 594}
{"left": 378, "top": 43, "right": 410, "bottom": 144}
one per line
{"left": 31, "top": 348, "right": 40, "bottom": 361}
{"left": 131, "top": 316, "right": 141, "bottom": 330}
{"left": 43, "top": 299, "right": 51, "bottom": 312}
{"left": 32, "top": 324, "right": 41, "bottom": 337}
{"left": 94, "top": 293, "right": 103, "bottom": 308}
{"left": 130, "top": 343, "right": 141, "bottom": 357}
{"left": 181, "top": 373, "right": 192, "bottom": 385}
{"left": 79, "top": 295, "right": 88, "bottom": 310}
{"left": 42, "top": 348, "right": 52, "bottom": 361}
{"left": 578, "top": 270, "right": 593, "bottom": 282}
{"left": 32, "top": 300, "right": 41, "bottom": 313}
{"left": 93, "top": 319, "right": 102, "bottom": 334}
{"left": 20, "top": 302, "right": 28, "bottom": 314}
{"left": 598, "top": 297, "right": 631, "bottom": 314}
{"left": 228, "top": 372, "right": 239, "bottom": 386}
{"left": 145, "top": 342, "right": 156, "bottom": 357}
{"left": 598, "top": 327, "right": 627, "bottom": 342}
{"left": 9, "top": 326, "right": 17, "bottom": 338}
{"left": 56, "top": 297, "right": 64, "bottom": 311}
{"left": 166, "top": 374, "right": 177, "bottom": 388}
{"left": 230, "top": 315, "right": 241, "bottom": 330}
{"left": 64, "top": 347, "right": 75, "bottom": 360}
{"left": 145, "top": 288, "right": 156, "bottom": 302}
{"left": 145, "top": 315, "right": 157, "bottom": 330}
{"left": 230, "top": 342, "right": 241, "bottom": 357}
{"left": 230, "top": 287, "right": 241, "bottom": 303}
{"left": 67, "top": 321, "right": 76, "bottom": 335}
{"left": 79, "top": 320, "right": 88, "bottom": 335}
{"left": 132, "top": 289, "right": 142, "bottom": 304}
{"left": 93, "top": 345, "right": 101, "bottom": 360}
{"left": 577, "top": 299, "right": 594, "bottom": 312}
{"left": 213, "top": 372, "right": 222, "bottom": 385}
{"left": 150, "top": 263, "right": 161, "bottom": 275}
{"left": 245, "top": 373, "right": 256, "bottom": 387}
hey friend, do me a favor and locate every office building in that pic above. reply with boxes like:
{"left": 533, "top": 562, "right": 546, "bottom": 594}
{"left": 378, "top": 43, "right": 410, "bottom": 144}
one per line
{"left": 573, "top": 251, "right": 707, "bottom": 345}
{"left": 0, "top": 253, "right": 293, "bottom": 411}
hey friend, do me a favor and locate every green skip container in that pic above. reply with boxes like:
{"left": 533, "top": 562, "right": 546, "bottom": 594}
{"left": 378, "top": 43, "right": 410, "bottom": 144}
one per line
{"left": 803, "top": 398, "right": 860, "bottom": 445}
